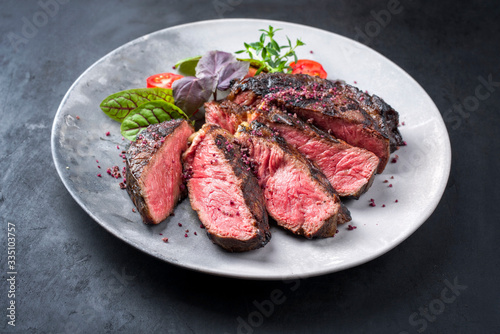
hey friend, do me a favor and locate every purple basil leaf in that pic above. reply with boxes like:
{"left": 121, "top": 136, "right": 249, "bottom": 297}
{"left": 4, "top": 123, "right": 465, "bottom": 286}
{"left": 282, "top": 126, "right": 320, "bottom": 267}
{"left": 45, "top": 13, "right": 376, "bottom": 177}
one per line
{"left": 195, "top": 50, "right": 233, "bottom": 79}
{"left": 172, "top": 76, "right": 215, "bottom": 116}
{"left": 196, "top": 50, "right": 249, "bottom": 91}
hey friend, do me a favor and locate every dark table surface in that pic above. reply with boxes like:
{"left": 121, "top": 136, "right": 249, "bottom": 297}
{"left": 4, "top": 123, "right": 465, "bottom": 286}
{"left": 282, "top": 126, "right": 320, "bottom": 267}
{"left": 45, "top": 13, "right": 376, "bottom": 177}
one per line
{"left": 1, "top": 0, "right": 499, "bottom": 333}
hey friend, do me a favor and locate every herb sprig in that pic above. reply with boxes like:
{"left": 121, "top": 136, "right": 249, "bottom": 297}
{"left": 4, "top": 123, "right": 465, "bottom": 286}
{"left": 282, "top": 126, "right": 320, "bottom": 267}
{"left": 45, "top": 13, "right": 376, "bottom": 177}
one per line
{"left": 235, "top": 26, "right": 305, "bottom": 74}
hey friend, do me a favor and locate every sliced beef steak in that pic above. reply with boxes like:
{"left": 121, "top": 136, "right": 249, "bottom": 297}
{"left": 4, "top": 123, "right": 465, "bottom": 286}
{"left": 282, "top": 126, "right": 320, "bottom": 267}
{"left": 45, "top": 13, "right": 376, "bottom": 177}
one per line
{"left": 236, "top": 121, "right": 351, "bottom": 238}
{"left": 205, "top": 101, "right": 379, "bottom": 198}
{"left": 264, "top": 110, "right": 379, "bottom": 198}
{"left": 205, "top": 100, "right": 251, "bottom": 134}
{"left": 328, "top": 81, "right": 404, "bottom": 152}
{"left": 126, "top": 119, "right": 194, "bottom": 225}
{"left": 182, "top": 124, "right": 270, "bottom": 252}
{"left": 228, "top": 72, "right": 403, "bottom": 173}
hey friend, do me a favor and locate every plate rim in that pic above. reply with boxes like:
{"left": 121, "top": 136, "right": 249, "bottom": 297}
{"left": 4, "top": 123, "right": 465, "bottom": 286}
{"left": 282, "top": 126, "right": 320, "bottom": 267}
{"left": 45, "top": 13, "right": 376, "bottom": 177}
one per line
{"left": 51, "top": 18, "right": 452, "bottom": 280}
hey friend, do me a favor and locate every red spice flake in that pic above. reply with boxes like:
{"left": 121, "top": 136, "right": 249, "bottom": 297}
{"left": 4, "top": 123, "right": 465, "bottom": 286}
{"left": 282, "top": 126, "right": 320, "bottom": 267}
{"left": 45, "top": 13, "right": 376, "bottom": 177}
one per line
{"left": 159, "top": 233, "right": 163, "bottom": 235}
{"left": 402, "top": 121, "right": 405, "bottom": 126}
{"left": 178, "top": 223, "right": 182, "bottom": 227}
{"left": 309, "top": 50, "right": 314, "bottom": 54}
{"left": 162, "top": 237, "right": 169, "bottom": 243}
{"left": 229, "top": 200, "right": 235, "bottom": 205}
{"left": 200, "top": 224, "right": 205, "bottom": 229}
{"left": 395, "top": 199, "right": 399, "bottom": 203}
{"left": 96, "top": 159, "right": 99, "bottom": 163}
{"left": 382, "top": 204, "right": 386, "bottom": 207}
{"left": 391, "top": 176, "right": 394, "bottom": 179}
{"left": 194, "top": 232, "right": 197, "bottom": 236}
{"left": 119, "top": 182, "right": 126, "bottom": 189}
{"left": 402, "top": 141, "right": 407, "bottom": 146}
{"left": 184, "top": 233, "right": 188, "bottom": 238}
{"left": 106, "top": 168, "right": 112, "bottom": 175}
{"left": 354, "top": 81, "right": 357, "bottom": 84}
{"left": 116, "top": 145, "right": 120, "bottom": 150}
{"left": 391, "top": 155, "right": 399, "bottom": 163}
{"left": 369, "top": 198, "right": 376, "bottom": 207}
{"left": 347, "top": 225, "right": 357, "bottom": 230}
{"left": 97, "top": 165, "right": 101, "bottom": 169}
{"left": 76, "top": 116, "right": 80, "bottom": 120}
{"left": 97, "top": 173, "right": 102, "bottom": 177}
{"left": 132, "top": 208, "right": 136, "bottom": 213}
{"left": 170, "top": 212, "right": 175, "bottom": 216}
{"left": 336, "top": 229, "right": 339, "bottom": 234}
{"left": 383, "top": 180, "right": 388, "bottom": 183}
{"left": 185, "top": 229, "right": 189, "bottom": 233}
{"left": 122, "top": 137, "right": 125, "bottom": 140}
{"left": 106, "top": 131, "right": 110, "bottom": 136}
{"left": 389, "top": 184, "right": 393, "bottom": 188}
{"left": 172, "top": 66, "right": 176, "bottom": 70}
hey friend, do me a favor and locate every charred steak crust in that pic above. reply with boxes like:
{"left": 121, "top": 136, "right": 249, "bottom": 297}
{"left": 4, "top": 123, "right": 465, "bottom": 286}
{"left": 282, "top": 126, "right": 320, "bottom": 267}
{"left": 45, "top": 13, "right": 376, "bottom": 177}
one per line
{"left": 182, "top": 124, "right": 270, "bottom": 252}
{"left": 126, "top": 119, "right": 193, "bottom": 225}
{"left": 228, "top": 72, "right": 403, "bottom": 172}
{"left": 236, "top": 121, "right": 351, "bottom": 238}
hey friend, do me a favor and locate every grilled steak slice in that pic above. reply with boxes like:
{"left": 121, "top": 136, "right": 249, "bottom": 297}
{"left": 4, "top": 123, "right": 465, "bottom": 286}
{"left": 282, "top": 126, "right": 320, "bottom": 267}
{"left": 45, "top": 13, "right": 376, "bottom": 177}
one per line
{"left": 205, "top": 100, "right": 379, "bottom": 198}
{"left": 205, "top": 100, "right": 250, "bottom": 134}
{"left": 236, "top": 121, "right": 351, "bottom": 238}
{"left": 182, "top": 124, "right": 270, "bottom": 252}
{"left": 264, "top": 110, "right": 379, "bottom": 198}
{"left": 228, "top": 72, "right": 403, "bottom": 173}
{"left": 328, "top": 81, "right": 404, "bottom": 152}
{"left": 126, "top": 119, "right": 194, "bottom": 225}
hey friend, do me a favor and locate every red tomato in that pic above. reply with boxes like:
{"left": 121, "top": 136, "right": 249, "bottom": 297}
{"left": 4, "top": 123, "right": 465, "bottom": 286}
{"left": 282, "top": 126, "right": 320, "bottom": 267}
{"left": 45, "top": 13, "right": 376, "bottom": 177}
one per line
{"left": 289, "top": 60, "right": 327, "bottom": 79}
{"left": 244, "top": 67, "right": 259, "bottom": 78}
{"left": 146, "top": 73, "right": 184, "bottom": 89}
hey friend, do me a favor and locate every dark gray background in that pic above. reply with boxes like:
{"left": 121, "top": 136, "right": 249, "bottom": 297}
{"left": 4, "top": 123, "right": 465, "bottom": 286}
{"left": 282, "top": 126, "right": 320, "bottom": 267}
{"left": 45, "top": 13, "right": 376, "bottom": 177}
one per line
{"left": 1, "top": 0, "right": 499, "bottom": 333}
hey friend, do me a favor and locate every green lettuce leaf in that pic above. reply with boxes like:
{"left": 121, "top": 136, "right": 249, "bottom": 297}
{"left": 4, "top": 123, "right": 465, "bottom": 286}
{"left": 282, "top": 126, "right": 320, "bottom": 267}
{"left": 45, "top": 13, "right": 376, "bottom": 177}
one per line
{"left": 174, "top": 55, "right": 201, "bottom": 76}
{"left": 120, "top": 101, "right": 188, "bottom": 140}
{"left": 100, "top": 88, "right": 174, "bottom": 122}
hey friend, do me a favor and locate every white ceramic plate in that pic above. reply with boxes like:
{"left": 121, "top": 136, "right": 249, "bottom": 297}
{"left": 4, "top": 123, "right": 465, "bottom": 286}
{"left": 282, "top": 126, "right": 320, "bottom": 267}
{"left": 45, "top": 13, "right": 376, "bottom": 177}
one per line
{"left": 51, "top": 19, "right": 451, "bottom": 279}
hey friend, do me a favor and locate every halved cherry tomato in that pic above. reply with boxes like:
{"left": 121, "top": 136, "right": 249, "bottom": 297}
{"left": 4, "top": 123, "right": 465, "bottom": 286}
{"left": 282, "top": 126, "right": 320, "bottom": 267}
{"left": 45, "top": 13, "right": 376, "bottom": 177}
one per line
{"left": 146, "top": 73, "right": 184, "bottom": 89}
{"left": 289, "top": 60, "right": 327, "bottom": 79}
{"left": 244, "top": 66, "right": 259, "bottom": 78}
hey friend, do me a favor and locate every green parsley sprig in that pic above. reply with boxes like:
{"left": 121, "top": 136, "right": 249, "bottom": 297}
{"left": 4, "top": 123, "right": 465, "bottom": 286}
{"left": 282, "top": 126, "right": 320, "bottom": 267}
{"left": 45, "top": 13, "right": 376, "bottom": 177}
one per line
{"left": 235, "top": 26, "right": 305, "bottom": 75}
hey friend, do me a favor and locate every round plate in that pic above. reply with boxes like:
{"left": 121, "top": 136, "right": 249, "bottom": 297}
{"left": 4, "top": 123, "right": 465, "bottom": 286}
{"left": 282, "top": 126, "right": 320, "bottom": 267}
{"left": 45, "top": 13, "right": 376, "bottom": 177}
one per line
{"left": 51, "top": 19, "right": 451, "bottom": 280}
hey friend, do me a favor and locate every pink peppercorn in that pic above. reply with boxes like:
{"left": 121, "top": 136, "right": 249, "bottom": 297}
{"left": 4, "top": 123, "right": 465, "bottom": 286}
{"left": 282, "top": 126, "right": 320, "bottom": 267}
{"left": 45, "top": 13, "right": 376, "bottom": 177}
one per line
{"left": 106, "top": 131, "right": 110, "bottom": 136}
{"left": 97, "top": 173, "right": 102, "bottom": 177}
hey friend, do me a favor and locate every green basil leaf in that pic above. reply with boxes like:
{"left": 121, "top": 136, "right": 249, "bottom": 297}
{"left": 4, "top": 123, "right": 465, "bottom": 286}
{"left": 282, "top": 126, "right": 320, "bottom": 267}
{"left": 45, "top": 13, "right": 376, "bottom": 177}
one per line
{"left": 174, "top": 55, "right": 201, "bottom": 76}
{"left": 120, "top": 101, "right": 188, "bottom": 140}
{"left": 100, "top": 88, "right": 174, "bottom": 123}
